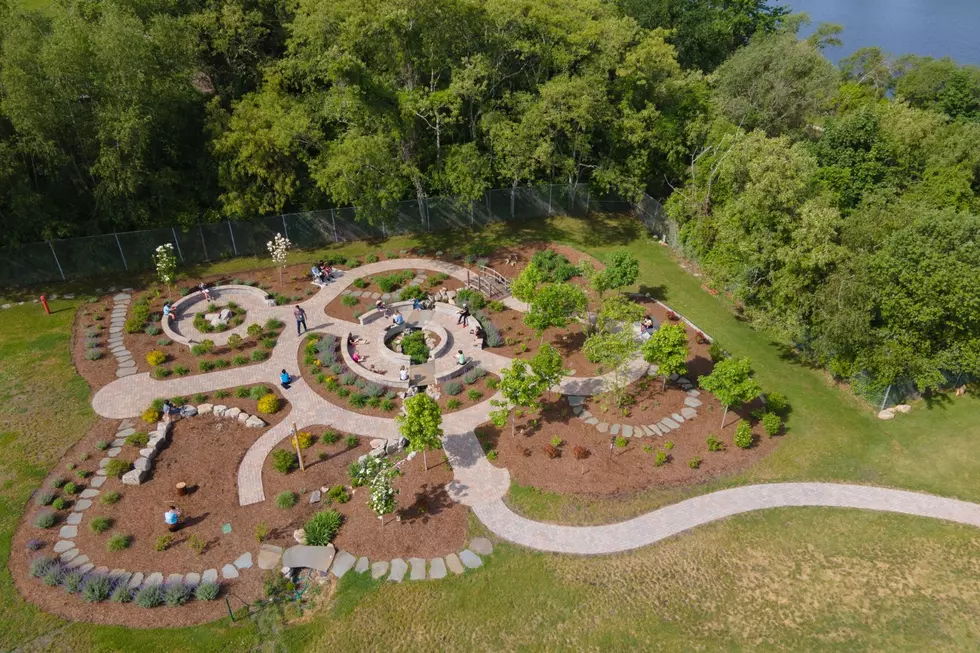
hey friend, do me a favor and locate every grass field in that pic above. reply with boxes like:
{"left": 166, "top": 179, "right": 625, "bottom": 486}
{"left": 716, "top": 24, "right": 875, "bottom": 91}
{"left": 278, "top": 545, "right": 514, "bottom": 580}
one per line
{"left": 2, "top": 214, "right": 979, "bottom": 652}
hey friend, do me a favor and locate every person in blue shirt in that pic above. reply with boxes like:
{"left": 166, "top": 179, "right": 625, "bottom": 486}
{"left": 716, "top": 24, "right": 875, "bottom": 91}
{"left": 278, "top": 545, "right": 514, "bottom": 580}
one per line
{"left": 392, "top": 312, "right": 404, "bottom": 326}
{"left": 162, "top": 303, "right": 173, "bottom": 322}
{"left": 280, "top": 369, "right": 291, "bottom": 389}
{"left": 164, "top": 504, "right": 182, "bottom": 532}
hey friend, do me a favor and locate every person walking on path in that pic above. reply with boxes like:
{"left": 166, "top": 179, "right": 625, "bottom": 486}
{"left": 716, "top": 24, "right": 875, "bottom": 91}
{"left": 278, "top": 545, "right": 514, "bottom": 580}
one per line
{"left": 294, "top": 305, "right": 308, "bottom": 335}
{"left": 457, "top": 303, "right": 470, "bottom": 327}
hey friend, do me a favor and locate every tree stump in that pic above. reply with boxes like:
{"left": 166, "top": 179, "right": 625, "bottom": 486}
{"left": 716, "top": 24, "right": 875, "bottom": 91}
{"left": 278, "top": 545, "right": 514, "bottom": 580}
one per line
{"left": 176, "top": 482, "right": 187, "bottom": 496}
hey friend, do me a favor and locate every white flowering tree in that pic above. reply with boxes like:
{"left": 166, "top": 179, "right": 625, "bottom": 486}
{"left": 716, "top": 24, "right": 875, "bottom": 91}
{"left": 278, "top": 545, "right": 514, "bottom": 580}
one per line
{"left": 368, "top": 458, "right": 397, "bottom": 525}
{"left": 153, "top": 243, "right": 178, "bottom": 300}
{"left": 266, "top": 233, "right": 291, "bottom": 285}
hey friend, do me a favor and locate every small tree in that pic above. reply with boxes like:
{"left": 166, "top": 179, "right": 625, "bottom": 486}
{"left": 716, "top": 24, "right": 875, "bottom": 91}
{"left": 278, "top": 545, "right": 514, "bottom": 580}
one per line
{"left": 591, "top": 251, "right": 639, "bottom": 298}
{"left": 529, "top": 342, "right": 565, "bottom": 399}
{"left": 583, "top": 329, "right": 639, "bottom": 407}
{"left": 642, "top": 323, "right": 689, "bottom": 391}
{"left": 266, "top": 233, "right": 291, "bottom": 285}
{"left": 490, "top": 359, "right": 547, "bottom": 437}
{"left": 153, "top": 243, "right": 177, "bottom": 300}
{"left": 398, "top": 393, "right": 444, "bottom": 472}
{"left": 367, "top": 458, "right": 397, "bottom": 525}
{"left": 524, "top": 282, "right": 588, "bottom": 342}
{"left": 698, "top": 356, "right": 762, "bottom": 428}
{"left": 511, "top": 263, "right": 543, "bottom": 304}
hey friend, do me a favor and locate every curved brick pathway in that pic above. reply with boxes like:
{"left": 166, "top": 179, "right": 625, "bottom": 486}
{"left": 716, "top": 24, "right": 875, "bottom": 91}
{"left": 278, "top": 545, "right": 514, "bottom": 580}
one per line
{"left": 472, "top": 483, "right": 980, "bottom": 554}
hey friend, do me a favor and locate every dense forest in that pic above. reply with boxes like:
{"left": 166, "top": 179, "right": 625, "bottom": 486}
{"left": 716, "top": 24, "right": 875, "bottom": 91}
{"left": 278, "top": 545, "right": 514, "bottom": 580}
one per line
{"left": 1, "top": 0, "right": 979, "bottom": 392}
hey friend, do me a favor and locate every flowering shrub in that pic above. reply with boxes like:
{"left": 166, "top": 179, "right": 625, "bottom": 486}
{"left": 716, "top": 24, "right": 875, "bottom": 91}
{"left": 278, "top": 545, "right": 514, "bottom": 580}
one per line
{"left": 154, "top": 243, "right": 177, "bottom": 298}
{"left": 257, "top": 393, "right": 280, "bottom": 414}
{"left": 145, "top": 350, "right": 166, "bottom": 366}
{"left": 266, "top": 233, "right": 291, "bottom": 284}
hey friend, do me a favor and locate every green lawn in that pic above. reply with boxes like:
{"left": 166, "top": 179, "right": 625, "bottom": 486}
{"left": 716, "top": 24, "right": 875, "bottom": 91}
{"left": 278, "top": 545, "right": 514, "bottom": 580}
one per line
{"left": 2, "top": 214, "right": 979, "bottom": 652}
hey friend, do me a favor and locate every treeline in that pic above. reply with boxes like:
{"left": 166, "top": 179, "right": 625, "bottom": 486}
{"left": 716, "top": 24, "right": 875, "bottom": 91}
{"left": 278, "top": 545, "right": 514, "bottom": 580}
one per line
{"left": 0, "top": 0, "right": 784, "bottom": 244}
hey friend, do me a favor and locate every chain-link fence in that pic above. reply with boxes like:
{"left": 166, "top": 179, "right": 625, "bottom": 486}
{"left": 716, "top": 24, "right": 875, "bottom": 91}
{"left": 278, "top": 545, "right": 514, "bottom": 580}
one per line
{"left": 0, "top": 184, "right": 634, "bottom": 286}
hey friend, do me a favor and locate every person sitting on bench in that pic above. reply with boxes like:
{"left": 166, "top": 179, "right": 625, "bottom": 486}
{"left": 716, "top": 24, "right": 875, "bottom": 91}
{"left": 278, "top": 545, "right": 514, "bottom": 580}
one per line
{"left": 311, "top": 264, "right": 325, "bottom": 285}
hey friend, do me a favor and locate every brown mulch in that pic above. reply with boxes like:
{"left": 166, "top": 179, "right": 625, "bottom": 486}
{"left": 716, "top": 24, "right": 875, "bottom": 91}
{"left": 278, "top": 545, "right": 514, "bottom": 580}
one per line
{"left": 480, "top": 391, "right": 778, "bottom": 497}
{"left": 72, "top": 295, "right": 122, "bottom": 391}
{"left": 263, "top": 427, "right": 466, "bottom": 560}
{"left": 323, "top": 268, "right": 463, "bottom": 323}
{"left": 484, "top": 308, "right": 604, "bottom": 377}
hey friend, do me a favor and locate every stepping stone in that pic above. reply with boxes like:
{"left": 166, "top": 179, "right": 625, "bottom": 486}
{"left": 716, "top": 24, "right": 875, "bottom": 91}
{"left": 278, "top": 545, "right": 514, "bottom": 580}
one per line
{"left": 116, "top": 356, "right": 133, "bottom": 364}
{"left": 80, "top": 489, "right": 100, "bottom": 499}
{"left": 202, "top": 569, "right": 218, "bottom": 583}
{"left": 408, "top": 557, "right": 426, "bottom": 581}
{"left": 572, "top": 406, "right": 583, "bottom": 415}
{"left": 567, "top": 395, "right": 584, "bottom": 406}
{"left": 233, "top": 552, "right": 253, "bottom": 569}
{"left": 671, "top": 413, "right": 685, "bottom": 423}
{"left": 648, "top": 424, "right": 661, "bottom": 436}
{"left": 113, "top": 293, "right": 131, "bottom": 301}
{"left": 89, "top": 477, "right": 106, "bottom": 491}
{"left": 95, "top": 469, "right": 107, "bottom": 477}
{"left": 106, "top": 447, "right": 121, "bottom": 458}
{"left": 221, "top": 564, "right": 239, "bottom": 579}
{"left": 66, "top": 513, "right": 83, "bottom": 525}
{"left": 257, "top": 544, "right": 284, "bottom": 570}
{"left": 681, "top": 407, "right": 697, "bottom": 419}
{"left": 428, "top": 558, "right": 447, "bottom": 579}
{"left": 118, "top": 360, "right": 136, "bottom": 369}
{"left": 116, "top": 427, "right": 135, "bottom": 438}
{"left": 622, "top": 425, "right": 634, "bottom": 437}
{"left": 371, "top": 561, "right": 389, "bottom": 579}
{"left": 110, "top": 439, "right": 127, "bottom": 448}
{"left": 144, "top": 572, "right": 164, "bottom": 586}
{"left": 60, "top": 549, "right": 79, "bottom": 563}
{"left": 309, "top": 490, "right": 321, "bottom": 504}
{"left": 66, "top": 555, "right": 89, "bottom": 569}
{"left": 77, "top": 563, "right": 94, "bottom": 574}
{"left": 469, "top": 537, "right": 493, "bottom": 556}
{"left": 127, "top": 572, "right": 144, "bottom": 589}
{"left": 355, "top": 557, "right": 370, "bottom": 574}
{"left": 331, "top": 551, "right": 357, "bottom": 578}
{"left": 185, "top": 572, "right": 200, "bottom": 586}
{"left": 580, "top": 411, "right": 592, "bottom": 420}
{"left": 661, "top": 418, "right": 679, "bottom": 430}
{"left": 388, "top": 558, "right": 408, "bottom": 582}
{"left": 370, "top": 292, "right": 381, "bottom": 299}
{"left": 684, "top": 397, "right": 702, "bottom": 408}
{"left": 99, "top": 458, "right": 111, "bottom": 468}
{"left": 59, "top": 526, "right": 77, "bottom": 538}
{"left": 282, "top": 544, "right": 335, "bottom": 571}
{"left": 110, "top": 570, "right": 131, "bottom": 586}
{"left": 459, "top": 549, "right": 482, "bottom": 569}
{"left": 585, "top": 417, "right": 598, "bottom": 425}
{"left": 687, "top": 389, "right": 700, "bottom": 397}
{"left": 116, "top": 368, "right": 137, "bottom": 378}
{"left": 596, "top": 422, "right": 609, "bottom": 433}
{"left": 54, "top": 540, "right": 75, "bottom": 553}
{"left": 167, "top": 573, "right": 184, "bottom": 586}
{"left": 93, "top": 566, "right": 110, "bottom": 576}
{"left": 610, "top": 424, "right": 620, "bottom": 435}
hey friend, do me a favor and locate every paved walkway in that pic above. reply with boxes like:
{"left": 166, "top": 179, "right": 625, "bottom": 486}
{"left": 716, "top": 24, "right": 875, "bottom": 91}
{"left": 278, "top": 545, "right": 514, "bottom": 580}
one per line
{"left": 473, "top": 483, "right": 980, "bottom": 554}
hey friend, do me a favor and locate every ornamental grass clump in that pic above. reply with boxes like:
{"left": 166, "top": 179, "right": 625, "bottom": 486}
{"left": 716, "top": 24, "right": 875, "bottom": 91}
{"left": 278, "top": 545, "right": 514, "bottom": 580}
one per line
{"left": 135, "top": 584, "right": 164, "bottom": 608}
{"left": 304, "top": 510, "right": 343, "bottom": 545}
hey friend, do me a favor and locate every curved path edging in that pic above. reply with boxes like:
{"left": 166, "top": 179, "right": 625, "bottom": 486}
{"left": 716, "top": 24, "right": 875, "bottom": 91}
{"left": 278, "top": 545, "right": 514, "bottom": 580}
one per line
{"left": 472, "top": 482, "right": 980, "bottom": 555}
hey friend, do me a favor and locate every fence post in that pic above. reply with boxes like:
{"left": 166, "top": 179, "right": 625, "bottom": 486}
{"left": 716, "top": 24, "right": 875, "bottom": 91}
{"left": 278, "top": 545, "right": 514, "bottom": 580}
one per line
{"left": 281, "top": 214, "right": 289, "bottom": 241}
{"left": 425, "top": 197, "right": 431, "bottom": 232}
{"left": 585, "top": 189, "right": 590, "bottom": 217}
{"left": 510, "top": 186, "right": 515, "bottom": 219}
{"left": 48, "top": 241, "right": 66, "bottom": 281}
{"left": 227, "top": 221, "right": 239, "bottom": 256}
{"left": 548, "top": 184, "right": 552, "bottom": 215}
{"left": 113, "top": 232, "right": 128, "bottom": 270}
{"left": 199, "top": 225, "right": 210, "bottom": 261}
{"left": 880, "top": 385, "right": 892, "bottom": 411}
{"left": 469, "top": 201, "right": 474, "bottom": 226}
{"left": 331, "top": 209, "right": 338, "bottom": 243}
{"left": 171, "top": 228, "right": 184, "bottom": 263}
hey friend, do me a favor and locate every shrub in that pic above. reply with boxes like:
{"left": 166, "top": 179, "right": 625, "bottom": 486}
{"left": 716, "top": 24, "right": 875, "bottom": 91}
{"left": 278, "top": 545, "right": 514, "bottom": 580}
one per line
{"left": 124, "top": 317, "right": 146, "bottom": 334}
{"left": 154, "top": 535, "right": 172, "bottom": 552}
{"left": 399, "top": 330, "right": 430, "bottom": 364}
{"left": 42, "top": 565, "right": 64, "bottom": 586}
{"left": 190, "top": 339, "right": 216, "bottom": 356}
{"left": 264, "top": 318, "right": 284, "bottom": 331}
{"left": 26, "top": 538, "right": 44, "bottom": 551}
{"left": 145, "top": 324, "right": 162, "bottom": 336}
{"left": 95, "top": 439, "right": 109, "bottom": 451}
{"left": 322, "top": 429, "right": 341, "bottom": 444}
{"left": 344, "top": 435, "right": 359, "bottom": 448}
{"left": 761, "top": 412, "right": 782, "bottom": 437}
{"left": 363, "top": 382, "right": 385, "bottom": 398}
{"left": 50, "top": 476, "right": 67, "bottom": 489}
{"left": 486, "top": 449, "right": 499, "bottom": 461}
{"left": 455, "top": 288, "right": 486, "bottom": 309}
{"left": 293, "top": 432, "right": 315, "bottom": 449}
{"left": 765, "top": 391, "right": 789, "bottom": 415}
{"left": 199, "top": 360, "right": 215, "bottom": 372}
{"left": 615, "top": 436, "right": 628, "bottom": 449}
{"left": 105, "top": 459, "right": 131, "bottom": 478}
{"left": 688, "top": 456, "right": 702, "bottom": 469}
{"left": 232, "top": 354, "right": 249, "bottom": 365}
{"left": 111, "top": 584, "right": 133, "bottom": 603}
{"left": 157, "top": 338, "right": 172, "bottom": 346}
{"left": 145, "top": 350, "right": 166, "bottom": 366}
{"left": 304, "top": 510, "right": 343, "bottom": 545}
{"left": 428, "top": 273, "right": 450, "bottom": 287}
{"left": 365, "top": 253, "right": 379, "bottom": 263}
{"left": 348, "top": 392, "right": 368, "bottom": 408}
{"left": 107, "top": 534, "right": 131, "bottom": 552}
{"left": 89, "top": 516, "right": 112, "bottom": 534}
{"left": 446, "top": 398, "right": 462, "bottom": 410}
{"left": 341, "top": 372, "right": 357, "bottom": 386}
{"left": 29, "top": 556, "right": 56, "bottom": 578}
{"left": 251, "top": 349, "right": 269, "bottom": 361}
{"left": 550, "top": 435, "right": 563, "bottom": 448}
{"left": 135, "top": 584, "right": 164, "bottom": 608}
{"left": 165, "top": 583, "right": 192, "bottom": 606}
{"left": 341, "top": 295, "right": 359, "bottom": 307}
{"left": 100, "top": 491, "right": 121, "bottom": 505}
{"left": 272, "top": 449, "right": 297, "bottom": 474}
{"left": 34, "top": 491, "right": 55, "bottom": 507}
{"left": 734, "top": 421, "right": 753, "bottom": 449}
{"left": 261, "top": 336, "right": 277, "bottom": 349}
{"left": 663, "top": 440, "right": 675, "bottom": 451}
{"left": 227, "top": 333, "right": 243, "bottom": 349}
{"left": 654, "top": 450, "right": 668, "bottom": 466}
{"left": 85, "top": 349, "right": 103, "bottom": 361}
{"left": 542, "top": 444, "right": 560, "bottom": 459}
{"left": 62, "top": 482, "right": 79, "bottom": 495}
{"left": 445, "top": 382, "right": 463, "bottom": 396}
{"left": 142, "top": 407, "right": 161, "bottom": 423}
{"left": 249, "top": 385, "right": 270, "bottom": 401}
{"left": 463, "top": 370, "right": 479, "bottom": 384}
{"left": 235, "top": 386, "right": 250, "bottom": 398}
{"left": 173, "top": 364, "right": 190, "bottom": 376}
{"left": 276, "top": 491, "right": 298, "bottom": 509}
{"left": 709, "top": 341, "right": 728, "bottom": 362}
{"left": 573, "top": 445, "right": 589, "bottom": 460}
{"left": 51, "top": 497, "right": 68, "bottom": 510}
{"left": 82, "top": 575, "right": 113, "bottom": 602}
{"left": 126, "top": 431, "right": 149, "bottom": 447}
{"left": 187, "top": 534, "right": 206, "bottom": 555}
{"left": 257, "top": 394, "right": 280, "bottom": 414}
{"left": 214, "top": 358, "right": 230, "bottom": 369}
{"left": 195, "top": 582, "right": 221, "bottom": 601}
{"left": 352, "top": 277, "right": 369, "bottom": 289}
{"left": 707, "top": 434, "right": 724, "bottom": 452}
{"left": 486, "top": 377, "right": 500, "bottom": 390}
{"left": 327, "top": 485, "right": 350, "bottom": 504}
{"left": 215, "top": 389, "right": 230, "bottom": 398}
{"left": 337, "top": 387, "right": 351, "bottom": 398}
{"left": 76, "top": 469, "right": 91, "bottom": 479}
{"left": 247, "top": 323, "right": 263, "bottom": 337}
{"left": 399, "top": 285, "right": 427, "bottom": 301}
{"left": 63, "top": 571, "right": 85, "bottom": 593}
{"left": 467, "top": 389, "right": 483, "bottom": 401}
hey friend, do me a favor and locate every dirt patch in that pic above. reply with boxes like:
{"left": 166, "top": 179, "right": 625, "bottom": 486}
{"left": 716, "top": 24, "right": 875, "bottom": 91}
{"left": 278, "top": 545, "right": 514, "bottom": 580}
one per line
{"left": 263, "top": 428, "right": 466, "bottom": 559}
{"left": 324, "top": 268, "right": 463, "bottom": 323}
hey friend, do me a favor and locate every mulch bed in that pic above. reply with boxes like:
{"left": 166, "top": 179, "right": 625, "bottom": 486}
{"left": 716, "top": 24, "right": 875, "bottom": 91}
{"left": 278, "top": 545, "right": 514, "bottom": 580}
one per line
{"left": 484, "top": 307, "right": 604, "bottom": 377}
{"left": 323, "top": 268, "right": 463, "bottom": 323}
{"left": 72, "top": 295, "right": 120, "bottom": 391}
{"left": 263, "top": 427, "right": 466, "bottom": 560}
{"left": 480, "top": 391, "right": 778, "bottom": 497}
{"left": 9, "top": 392, "right": 287, "bottom": 627}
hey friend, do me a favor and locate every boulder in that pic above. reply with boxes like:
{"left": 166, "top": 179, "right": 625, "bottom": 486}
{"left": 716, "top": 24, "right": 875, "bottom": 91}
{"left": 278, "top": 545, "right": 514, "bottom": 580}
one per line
{"left": 122, "top": 469, "right": 148, "bottom": 485}
{"left": 877, "top": 408, "right": 896, "bottom": 420}
{"left": 292, "top": 529, "right": 307, "bottom": 545}
{"left": 133, "top": 457, "right": 151, "bottom": 472}
{"left": 212, "top": 405, "right": 227, "bottom": 417}
{"left": 224, "top": 407, "right": 242, "bottom": 420}
{"left": 245, "top": 416, "right": 265, "bottom": 428}
{"left": 197, "top": 404, "right": 213, "bottom": 414}
{"left": 180, "top": 405, "right": 198, "bottom": 418}
{"left": 893, "top": 404, "right": 912, "bottom": 414}
{"left": 237, "top": 412, "right": 250, "bottom": 424}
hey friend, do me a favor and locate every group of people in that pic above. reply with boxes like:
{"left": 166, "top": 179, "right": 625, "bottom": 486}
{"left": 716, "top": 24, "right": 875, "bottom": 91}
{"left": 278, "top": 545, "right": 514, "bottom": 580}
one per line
{"left": 639, "top": 315, "right": 658, "bottom": 340}
{"left": 161, "top": 283, "right": 214, "bottom": 324}
{"left": 311, "top": 260, "right": 335, "bottom": 285}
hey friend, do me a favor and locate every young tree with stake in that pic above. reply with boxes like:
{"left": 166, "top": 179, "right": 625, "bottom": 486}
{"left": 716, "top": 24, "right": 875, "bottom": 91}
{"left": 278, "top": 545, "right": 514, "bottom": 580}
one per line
{"left": 398, "top": 392, "right": 444, "bottom": 471}
{"left": 642, "top": 323, "right": 689, "bottom": 391}
{"left": 524, "top": 282, "right": 588, "bottom": 342}
{"left": 698, "top": 356, "right": 761, "bottom": 428}
{"left": 529, "top": 343, "right": 565, "bottom": 400}
{"left": 490, "top": 359, "right": 547, "bottom": 437}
